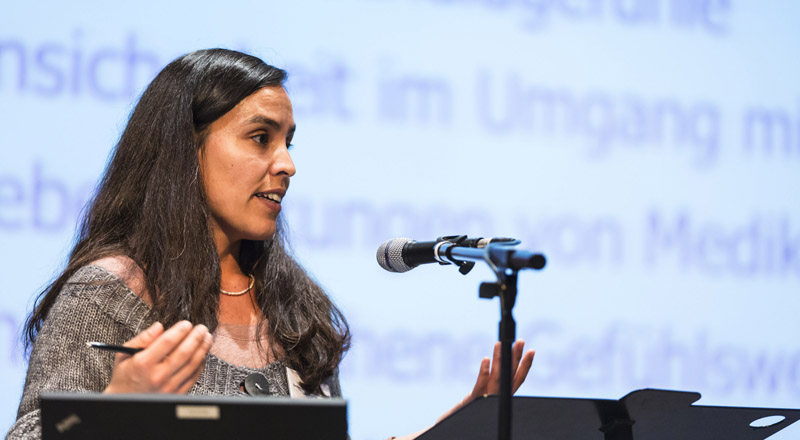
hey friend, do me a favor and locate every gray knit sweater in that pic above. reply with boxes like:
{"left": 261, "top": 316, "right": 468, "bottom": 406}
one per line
{"left": 6, "top": 266, "right": 341, "bottom": 439}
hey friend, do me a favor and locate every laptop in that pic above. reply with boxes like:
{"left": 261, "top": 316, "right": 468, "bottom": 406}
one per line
{"left": 40, "top": 392, "right": 347, "bottom": 439}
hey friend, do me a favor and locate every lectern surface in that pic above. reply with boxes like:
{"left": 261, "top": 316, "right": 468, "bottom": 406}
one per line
{"left": 418, "top": 389, "right": 800, "bottom": 440}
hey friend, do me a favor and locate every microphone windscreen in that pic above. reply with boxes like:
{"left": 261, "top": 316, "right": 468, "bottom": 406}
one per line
{"left": 376, "top": 238, "right": 414, "bottom": 273}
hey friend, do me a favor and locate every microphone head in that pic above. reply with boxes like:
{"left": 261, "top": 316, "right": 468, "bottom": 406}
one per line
{"left": 376, "top": 238, "right": 414, "bottom": 273}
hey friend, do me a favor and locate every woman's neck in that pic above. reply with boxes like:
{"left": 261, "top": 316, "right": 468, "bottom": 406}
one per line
{"left": 218, "top": 241, "right": 245, "bottom": 279}
{"left": 211, "top": 224, "right": 246, "bottom": 280}
{"left": 214, "top": 232, "right": 262, "bottom": 326}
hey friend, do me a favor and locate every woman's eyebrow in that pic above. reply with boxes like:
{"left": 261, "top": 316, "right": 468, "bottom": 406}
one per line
{"left": 244, "top": 115, "right": 295, "bottom": 133}
{"left": 245, "top": 115, "right": 281, "bottom": 129}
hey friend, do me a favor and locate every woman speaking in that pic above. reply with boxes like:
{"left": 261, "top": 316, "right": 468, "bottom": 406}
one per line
{"left": 6, "top": 49, "right": 534, "bottom": 439}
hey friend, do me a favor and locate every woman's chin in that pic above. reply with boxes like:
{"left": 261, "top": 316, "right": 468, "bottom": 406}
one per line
{"left": 245, "top": 228, "right": 277, "bottom": 242}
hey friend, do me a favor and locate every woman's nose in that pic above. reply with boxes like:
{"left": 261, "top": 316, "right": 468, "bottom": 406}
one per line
{"left": 272, "top": 145, "right": 296, "bottom": 177}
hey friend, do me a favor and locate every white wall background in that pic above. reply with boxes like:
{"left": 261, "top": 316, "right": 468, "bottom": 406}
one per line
{"left": 1, "top": 1, "right": 799, "bottom": 438}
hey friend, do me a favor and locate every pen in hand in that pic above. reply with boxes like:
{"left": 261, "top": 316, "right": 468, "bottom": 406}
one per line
{"left": 86, "top": 342, "right": 143, "bottom": 356}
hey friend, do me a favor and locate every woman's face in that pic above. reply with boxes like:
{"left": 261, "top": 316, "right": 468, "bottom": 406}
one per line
{"left": 199, "top": 85, "right": 296, "bottom": 247}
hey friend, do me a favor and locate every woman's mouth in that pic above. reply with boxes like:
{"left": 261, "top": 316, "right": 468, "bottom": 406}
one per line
{"left": 255, "top": 192, "right": 282, "bottom": 203}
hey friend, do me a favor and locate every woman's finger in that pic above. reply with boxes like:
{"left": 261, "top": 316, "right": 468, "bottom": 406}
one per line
{"left": 487, "top": 341, "right": 502, "bottom": 394}
{"left": 114, "top": 322, "right": 164, "bottom": 364}
{"left": 512, "top": 350, "right": 535, "bottom": 392}
{"left": 126, "top": 321, "right": 164, "bottom": 347}
{"left": 137, "top": 320, "right": 194, "bottom": 364}
{"left": 175, "top": 360, "right": 205, "bottom": 394}
{"left": 167, "top": 331, "right": 213, "bottom": 393}
{"left": 469, "top": 357, "right": 491, "bottom": 398}
{"left": 510, "top": 340, "right": 524, "bottom": 378}
{"left": 161, "top": 324, "right": 210, "bottom": 375}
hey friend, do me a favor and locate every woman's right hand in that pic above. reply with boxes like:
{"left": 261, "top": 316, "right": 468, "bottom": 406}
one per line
{"left": 104, "top": 321, "right": 213, "bottom": 394}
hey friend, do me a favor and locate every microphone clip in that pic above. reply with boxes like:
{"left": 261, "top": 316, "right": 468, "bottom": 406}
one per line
{"left": 436, "top": 235, "right": 477, "bottom": 275}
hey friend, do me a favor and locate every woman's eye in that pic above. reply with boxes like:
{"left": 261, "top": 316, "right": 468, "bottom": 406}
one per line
{"left": 252, "top": 134, "right": 269, "bottom": 144}
{"left": 286, "top": 142, "right": 294, "bottom": 151}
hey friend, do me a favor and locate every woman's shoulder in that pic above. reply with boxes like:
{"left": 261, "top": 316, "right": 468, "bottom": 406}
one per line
{"left": 40, "top": 257, "right": 155, "bottom": 345}
{"left": 79, "top": 255, "right": 152, "bottom": 306}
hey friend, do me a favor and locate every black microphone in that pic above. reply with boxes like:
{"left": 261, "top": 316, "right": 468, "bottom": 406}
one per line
{"left": 376, "top": 236, "right": 518, "bottom": 273}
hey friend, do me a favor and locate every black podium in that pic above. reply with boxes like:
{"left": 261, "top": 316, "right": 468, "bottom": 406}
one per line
{"left": 418, "top": 389, "right": 800, "bottom": 440}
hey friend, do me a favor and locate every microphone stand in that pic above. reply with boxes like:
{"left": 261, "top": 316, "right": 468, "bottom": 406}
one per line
{"left": 482, "top": 265, "right": 517, "bottom": 440}
{"left": 442, "top": 243, "right": 546, "bottom": 440}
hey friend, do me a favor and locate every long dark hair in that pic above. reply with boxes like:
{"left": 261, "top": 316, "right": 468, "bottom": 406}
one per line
{"left": 24, "top": 49, "right": 350, "bottom": 394}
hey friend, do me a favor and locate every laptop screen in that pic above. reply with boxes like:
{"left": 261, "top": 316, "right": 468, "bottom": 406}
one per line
{"left": 40, "top": 392, "right": 347, "bottom": 440}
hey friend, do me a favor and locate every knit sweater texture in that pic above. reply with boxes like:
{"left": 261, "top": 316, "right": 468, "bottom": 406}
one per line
{"left": 5, "top": 265, "right": 341, "bottom": 439}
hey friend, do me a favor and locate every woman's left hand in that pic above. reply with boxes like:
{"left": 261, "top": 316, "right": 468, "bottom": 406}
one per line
{"left": 437, "top": 340, "right": 535, "bottom": 422}
{"left": 390, "top": 340, "right": 535, "bottom": 440}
